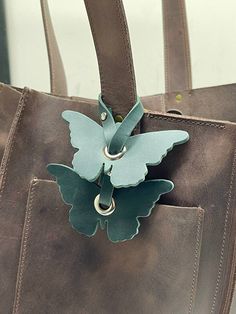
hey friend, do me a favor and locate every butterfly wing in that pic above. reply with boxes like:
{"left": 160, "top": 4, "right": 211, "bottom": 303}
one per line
{"left": 62, "top": 110, "right": 106, "bottom": 181}
{"left": 110, "top": 130, "right": 189, "bottom": 187}
{"left": 47, "top": 164, "right": 100, "bottom": 236}
{"left": 107, "top": 179, "right": 174, "bottom": 242}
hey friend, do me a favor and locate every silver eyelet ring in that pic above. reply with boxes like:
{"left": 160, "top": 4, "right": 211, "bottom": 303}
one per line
{"left": 103, "top": 146, "right": 127, "bottom": 160}
{"left": 94, "top": 194, "right": 116, "bottom": 216}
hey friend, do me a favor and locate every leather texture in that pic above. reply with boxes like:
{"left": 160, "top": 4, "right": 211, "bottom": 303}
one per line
{"left": 0, "top": 89, "right": 235, "bottom": 314}
{"left": 12, "top": 179, "right": 204, "bottom": 314}
{"left": 84, "top": 0, "right": 137, "bottom": 116}
{"left": 162, "top": 0, "right": 192, "bottom": 92}
{"left": 40, "top": 0, "right": 67, "bottom": 96}
{"left": 0, "top": 0, "right": 67, "bottom": 160}
{"left": 0, "top": 0, "right": 236, "bottom": 313}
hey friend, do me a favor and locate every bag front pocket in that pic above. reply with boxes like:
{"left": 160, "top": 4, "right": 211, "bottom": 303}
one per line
{"left": 13, "top": 179, "right": 204, "bottom": 314}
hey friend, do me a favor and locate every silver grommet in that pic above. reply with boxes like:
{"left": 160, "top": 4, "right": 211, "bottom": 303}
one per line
{"left": 103, "top": 146, "right": 127, "bottom": 160}
{"left": 100, "top": 112, "right": 107, "bottom": 121}
{"left": 94, "top": 194, "right": 116, "bottom": 216}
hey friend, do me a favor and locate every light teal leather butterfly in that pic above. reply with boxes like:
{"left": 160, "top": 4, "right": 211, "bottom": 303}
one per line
{"left": 62, "top": 96, "right": 189, "bottom": 188}
{"left": 47, "top": 164, "right": 173, "bottom": 242}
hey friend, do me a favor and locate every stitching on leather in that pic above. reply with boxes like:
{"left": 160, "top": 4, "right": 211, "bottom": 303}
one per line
{"left": 12, "top": 179, "right": 38, "bottom": 314}
{"left": 115, "top": 0, "right": 136, "bottom": 109}
{"left": 188, "top": 208, "right": 204, "bottom": 314}
{"left": 41, "top": 0, "right": 56, "bottom": 93}
{"left": 161, "top": 94, "right": 165, "bottom": 112}
{"left": 178, "top": 0, "right": 192, "bottom": 90}
{"left": 222, "top": 239, "right": 236, "bottom": 313}
{"left": 162, "top": 0, "right": 171, "bottom": 92}
{"left": 147, "top": 114, "right": 225, "bottom": 129}
{"left": 84, "top": 1, "right": 106, "bottom": 97}
{"left": 0, "top": 89, "right": 29, "bottom": 199}
{"left": 180, "top": 0, "right": 192, "bottom": 90}
{"left": 210, "top": 146, "right": 236, "bottom": 313}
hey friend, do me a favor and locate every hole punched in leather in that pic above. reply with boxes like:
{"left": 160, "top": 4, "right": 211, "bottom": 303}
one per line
{"left": 103, "top": 145, "right": 127, "bottom": 160}
{"left": 94, "top": 194, "right": 116, "bottom": 216}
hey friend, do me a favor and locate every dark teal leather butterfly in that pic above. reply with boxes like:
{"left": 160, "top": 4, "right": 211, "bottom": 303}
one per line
{"left": 62, "top": 96, "right": 189, "bottom": 188}
{"left": 47, "top": 164, "right": 173, "bottom": 242}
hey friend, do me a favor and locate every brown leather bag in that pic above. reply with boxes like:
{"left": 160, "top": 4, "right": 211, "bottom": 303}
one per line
{"left": 0, "top": 0, "right": 67, "bottom": 163}
{"left": 1, "top": 1, "right": 236, "bottom": 313}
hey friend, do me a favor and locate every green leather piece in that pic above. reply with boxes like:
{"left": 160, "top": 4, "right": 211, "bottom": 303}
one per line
{"left": 99, "top": 95, "right": 144, "bottom": 154}
{"left": 47, "top": 164, "right": 174, "bottom": 243}
{"left": 98, "top": 94, "right": 117, "bottom": 146}
{"left": 99, "top": 174, "right": 114, "bottom": 208}
{"left": 63, "top": 110, "right": 189, "bottom": 188}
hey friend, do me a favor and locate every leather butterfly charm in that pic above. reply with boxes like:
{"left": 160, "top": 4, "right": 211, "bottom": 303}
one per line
{"left": 62, "top": 95, "right": 189, "bottom": 188}
{"left": 47, "top": 164, "right": 173, "bottom": 243}
{"left": 48, "top": 95, "right": 189, "bottom": 242}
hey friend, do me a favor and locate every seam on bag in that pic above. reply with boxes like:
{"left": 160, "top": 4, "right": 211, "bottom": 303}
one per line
{"left": 210, "top": 146, "right": 236, "bottom": 313}
{"left": 41, "top": 0, "right": 56, "bottom": 93}
{"left": 162, "top": 0, "right": 170, "bottom": 92}
{"left": 12, "top": 179, "right": 38, "bottom": 314}
{"left": 84, "top": 1, "right": 107, "bottom": 99}
{"left": 0, "top": 89, "right": 29, "bottom": 198}
{"left": 161, "top": 94, "right": 165, "bottom": 112}
{"left": 188, "top": 208, "right": 204, "bottom": 314}
{"left": 222, "top": 239, "right": 236, "bottom": 313}
{"left": 147, "top": 114, "right": 225, "bottom": 129}
{"left": 179, "top": 0, "right": 192, "bottom": 90}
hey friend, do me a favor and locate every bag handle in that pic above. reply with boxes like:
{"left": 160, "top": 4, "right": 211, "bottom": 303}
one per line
{"left": 41, "top": 0, "right": 191, "bottom": 100}
{"left": 40, "top": 0, "right": 67, "bottom": 95}
{"left": 84, "top": 0, "right": 137, "bottom": 116}
{"left": 162, "top": 0, "right": 192, "bottom": 92}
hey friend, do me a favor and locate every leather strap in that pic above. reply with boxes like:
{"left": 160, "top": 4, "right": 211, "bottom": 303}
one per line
{"left": 162, "top": 0, "right": 192, "bottom": 92}
{"left": 83, "top": 0, "right": 137, "bottom": 116}
{"left": 99, "top": 94, "right": 143, "bottom": 154}
{"left": 41, "top": 0, "right": 191, "bottom": 99}
{"left": 40, "top": 0, "right": 67, "bottom": 95}
{"left": 108, "top": 97, "right": 143, "bottom": 154}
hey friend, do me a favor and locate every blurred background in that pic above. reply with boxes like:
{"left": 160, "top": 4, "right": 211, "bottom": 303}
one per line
{"left": 1, "top": 0, "right": 236, "bottom": 98}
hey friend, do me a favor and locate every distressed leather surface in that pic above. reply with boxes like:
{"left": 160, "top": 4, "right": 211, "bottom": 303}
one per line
{"left": 12, "top": 179, "right": 204, "bottom": 314}
{"left": 84, "top": 0, "right": 137, "bottom": 116}
{"left": 0, "top": 89, "right": 236, "bottom": 313}
{"left": 40, "top": 0, "right": 67, "bottom": 96}
{"left": 0, "top": 84, "right": 21, "bottom": 162}
{"left": 162, "top": 0, "right": 192, "bottom": 92}
{"left": 0, "top": 0, "right": 235, "bottom": 312}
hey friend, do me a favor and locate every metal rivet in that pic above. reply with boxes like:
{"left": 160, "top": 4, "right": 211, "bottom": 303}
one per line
{"left": 114, "top": 114, "right": 123, "bottom": 123}
{"left": 101, "top": 112, "right": 107, "bottom": 121}
{"left": 175, "top": 93, "right": 183, "bottom": 102}
{"left": 103, "top": 146, "right": 127, "bottom": 160}
{"left": 94, "top": 194, "right": 115, "bottom": 216}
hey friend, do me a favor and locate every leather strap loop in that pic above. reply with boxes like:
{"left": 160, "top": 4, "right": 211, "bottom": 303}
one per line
{"left": 40, "top": 0, "right": 68, "bottom": 95}
{"left": 162, "top": 0, "right": 192, "bottom": 92}
{"left": 108, "top": 97, "right": 143, "bottom": 154}
{"left": 84, "top": 0, "right": 137, "bottom": 116}
{"left": 99, "top": 174, "right": 114, "bottom": 209}
{"left": 99, "top": 95, "right": 143, "bottom": 155}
